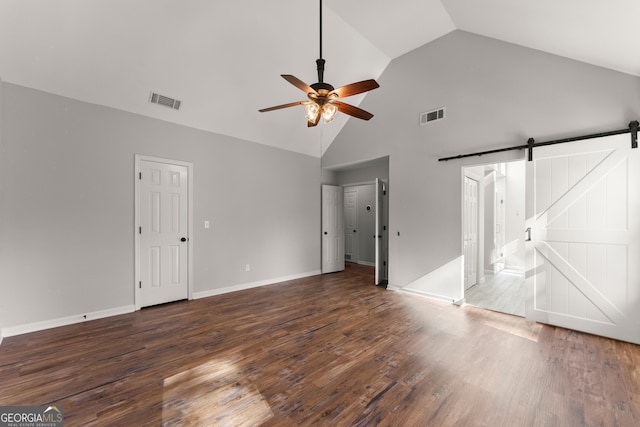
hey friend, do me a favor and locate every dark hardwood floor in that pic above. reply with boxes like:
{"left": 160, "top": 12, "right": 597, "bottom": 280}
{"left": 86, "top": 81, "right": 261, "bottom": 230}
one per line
{"left": 1, "top": 263, "right": 639, "bottom": 426}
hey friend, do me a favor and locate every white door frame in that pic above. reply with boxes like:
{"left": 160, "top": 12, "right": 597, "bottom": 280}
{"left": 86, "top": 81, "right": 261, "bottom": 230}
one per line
{"left": 374, "top": 178, "right": 388, "bottom": 285}
{"left": 134, "top": 154, "right": 194, "bottom": 310}
{"left": 462, "top": 168, "right": 483, "bottom": 290}
{"left": 462, "top": 175, "right": 479, "bottom": 289}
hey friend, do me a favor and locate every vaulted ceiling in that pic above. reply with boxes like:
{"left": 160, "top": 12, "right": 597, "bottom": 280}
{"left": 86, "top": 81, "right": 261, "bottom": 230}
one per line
{"left": 1, "top": 0, "right": 638, "bottom": 157}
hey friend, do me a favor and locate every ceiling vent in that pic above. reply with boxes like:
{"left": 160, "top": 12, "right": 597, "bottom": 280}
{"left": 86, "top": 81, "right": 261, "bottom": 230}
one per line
{"left": 149, "top": 92, "right": 181, "bottom": 110}
{"left": 420, "top": 107, "right": 445, "bottom": 125}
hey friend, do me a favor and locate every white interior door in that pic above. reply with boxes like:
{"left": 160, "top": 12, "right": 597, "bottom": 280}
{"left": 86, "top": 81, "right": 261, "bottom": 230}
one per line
{"left": 138, "top": 159, "right": 189, "bottom": 307}
{"left": 344, "top": 188, "right": 358, "bottom": 263}
{"left": 375, "top": 178, "right": 387, "bottom": 285}
{"left": 322, "top": 185, "right": 344, "bottom": 273}
{"left": 526, "top": 134, "right": 640, "bottom": 344}
{"left": 463, "top": 176, "right": 479, "bottom": 289}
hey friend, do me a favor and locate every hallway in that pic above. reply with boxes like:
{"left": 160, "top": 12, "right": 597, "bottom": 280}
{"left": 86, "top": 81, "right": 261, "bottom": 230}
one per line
{"left": 465, "top": 271, "right": 525, "bottom": 316}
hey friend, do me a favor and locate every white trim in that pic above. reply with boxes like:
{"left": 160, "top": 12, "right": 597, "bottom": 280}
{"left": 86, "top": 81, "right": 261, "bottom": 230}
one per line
{"left": 388, "top": 286, "right": 456, "bottom": 303}
{"left": 324, "top": 156, "right": 389, "bottom": 172}
{"left": 342, "top": 178, "right": 389, "bottom": 189}
{"left": 342, "top": 180, "right": 374, "bottom": 188}
{"left": 193, "top": 270, "right": 321, "bottom": 300}
{"left": 358, "top": 261, "right": 375, "bottom": 267}
{"left": 1, "top": 305, "right": 135, "bottom": 338}
{"left": 134, "top": 154, "right": 194, "bottom": 310}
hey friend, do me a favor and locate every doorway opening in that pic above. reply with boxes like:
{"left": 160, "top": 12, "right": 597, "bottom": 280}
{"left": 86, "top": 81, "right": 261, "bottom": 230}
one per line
{"left": 342, "top": 179, "right": 388, "bottom": 286}
{"left": 462, "top": 160, "right": 525, "bottom": 316}
{"left": 322, "top": 156, "right": 389, "bottom": 286}
{"left": 343, "top": 183, "right": 375, "bottom": 267}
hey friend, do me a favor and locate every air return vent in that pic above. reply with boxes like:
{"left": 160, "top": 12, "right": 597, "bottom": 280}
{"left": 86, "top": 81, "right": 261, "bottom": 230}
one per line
{"left": 420, "top": 107, "right": 445, "bottom": 125}
{"left": 149, "top": 92, "right": 181, "bottom": 110}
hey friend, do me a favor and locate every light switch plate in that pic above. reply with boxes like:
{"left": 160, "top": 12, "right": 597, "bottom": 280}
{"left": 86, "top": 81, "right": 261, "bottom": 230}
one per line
{"left": 204, "top": 220, "right": 210, "bottom": 229}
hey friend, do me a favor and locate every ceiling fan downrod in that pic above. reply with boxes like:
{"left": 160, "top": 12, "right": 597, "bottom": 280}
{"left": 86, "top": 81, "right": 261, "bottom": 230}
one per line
{"left": 316, "top": 0, "right": 325, "bottom": 83}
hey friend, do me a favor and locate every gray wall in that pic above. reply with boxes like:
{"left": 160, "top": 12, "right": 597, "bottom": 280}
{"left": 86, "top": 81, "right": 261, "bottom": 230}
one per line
{"left": 0, "top": 83, "right": 321, "bottom": 330}
{"left": 333, "top": 157, "right": 389, "bottom": 184}
{"left": 322, "top": 30, "right": 640, "bottom": 297}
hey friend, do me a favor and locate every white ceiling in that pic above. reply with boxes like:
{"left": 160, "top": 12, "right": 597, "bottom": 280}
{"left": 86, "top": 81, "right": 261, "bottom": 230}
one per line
{"left": 1, "top": 0, "right": 638, "bottom": 157}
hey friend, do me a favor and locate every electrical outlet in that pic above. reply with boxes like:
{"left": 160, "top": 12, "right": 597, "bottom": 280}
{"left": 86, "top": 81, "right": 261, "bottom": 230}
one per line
{"left": 245, "top": 264, "right": 250, "bottom": 272}
{"left": 204, "top": 220, "right": 210, "bottom": 229}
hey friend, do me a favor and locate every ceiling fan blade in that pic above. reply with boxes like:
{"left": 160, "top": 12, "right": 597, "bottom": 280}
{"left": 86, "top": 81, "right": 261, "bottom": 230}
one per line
{"left": 259, "top": 100, "right": 306, "bottom": 113}
{"left": 330, "top": 79, "right": 379, "bottom": 98}
{"left": 333, "top": 100, "right": 374, "bottom": 120}
{"left": 282, "top": 75, "right": 317, "bottom": 94}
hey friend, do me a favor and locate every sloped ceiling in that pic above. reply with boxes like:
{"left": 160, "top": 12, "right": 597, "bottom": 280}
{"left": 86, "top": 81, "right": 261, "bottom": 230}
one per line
{"left": 1, "top": 0, "right": 638, "bottom": 157}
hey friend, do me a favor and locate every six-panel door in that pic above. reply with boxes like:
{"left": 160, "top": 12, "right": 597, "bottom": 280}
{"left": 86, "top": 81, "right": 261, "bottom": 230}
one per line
{"left": 139, "top": 160, "right": 189, "bottom": 307}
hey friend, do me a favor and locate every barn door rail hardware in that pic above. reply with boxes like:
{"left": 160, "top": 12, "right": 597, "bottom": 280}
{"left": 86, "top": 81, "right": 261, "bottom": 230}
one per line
{"left": 438, "top": 120, "right": 638, "bottom": 162}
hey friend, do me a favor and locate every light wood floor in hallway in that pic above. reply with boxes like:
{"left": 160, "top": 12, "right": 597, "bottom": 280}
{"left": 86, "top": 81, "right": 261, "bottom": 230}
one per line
{"left": 1, "top": 263, "right": 639, "bottom": 426}
{"left": 465, "top": 271, "right": 526, "bottom": 317}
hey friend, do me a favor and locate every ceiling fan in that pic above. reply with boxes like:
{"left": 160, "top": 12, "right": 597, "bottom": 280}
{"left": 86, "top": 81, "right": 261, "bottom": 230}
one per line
{"left": 259, "top": 0, "right": 379, "bottom": 127}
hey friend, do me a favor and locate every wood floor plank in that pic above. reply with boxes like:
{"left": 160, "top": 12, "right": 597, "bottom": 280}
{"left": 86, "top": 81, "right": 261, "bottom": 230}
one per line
{"left": 1, "top": 263, "right": 640, "bottom": 425}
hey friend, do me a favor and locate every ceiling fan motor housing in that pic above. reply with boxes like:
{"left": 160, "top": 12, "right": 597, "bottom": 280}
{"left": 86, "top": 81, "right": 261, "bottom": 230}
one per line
{"left": 309, "top": 81, "right": 336, "bottom": 106}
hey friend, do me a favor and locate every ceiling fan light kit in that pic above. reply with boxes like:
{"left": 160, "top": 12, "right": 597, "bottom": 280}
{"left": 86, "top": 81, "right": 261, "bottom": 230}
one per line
{"left": 259, "top": 0, "right": 379, "bottom": 127}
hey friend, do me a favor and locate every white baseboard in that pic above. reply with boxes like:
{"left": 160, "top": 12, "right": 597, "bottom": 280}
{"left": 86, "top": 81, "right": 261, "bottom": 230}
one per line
{"left": 193, "top": 270, "right": 322, "bottom": 300}
{"left": 357, "top": 261, "right": 375, "bottom": 267}
{"left": 0, "top": 271, "right": 322, "bottom": 343}
{"left": 1, "top": 305, "right": 136, "bottom": 339}
{"left": 388, "top": 286, "right": 457, "bottom": 303}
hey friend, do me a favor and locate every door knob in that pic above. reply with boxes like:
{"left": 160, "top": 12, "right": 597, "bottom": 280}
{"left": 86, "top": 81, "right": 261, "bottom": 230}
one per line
{"left": 324, "top": 231, "right": 328, "bottom": 235}
{"left": 180, "top": 237, "right": 187, "bottom": 242}
{"left": 353, "top": 229, "right": 357, "bottom": 233}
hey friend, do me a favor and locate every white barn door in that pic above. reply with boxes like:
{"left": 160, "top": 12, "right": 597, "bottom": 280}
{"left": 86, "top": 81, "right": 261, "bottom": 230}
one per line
{"left": 525, "top": 134, "right": 640, "bottom": 344}
{"left": 322, "top": 185, "right": 344, "bottom": 273}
